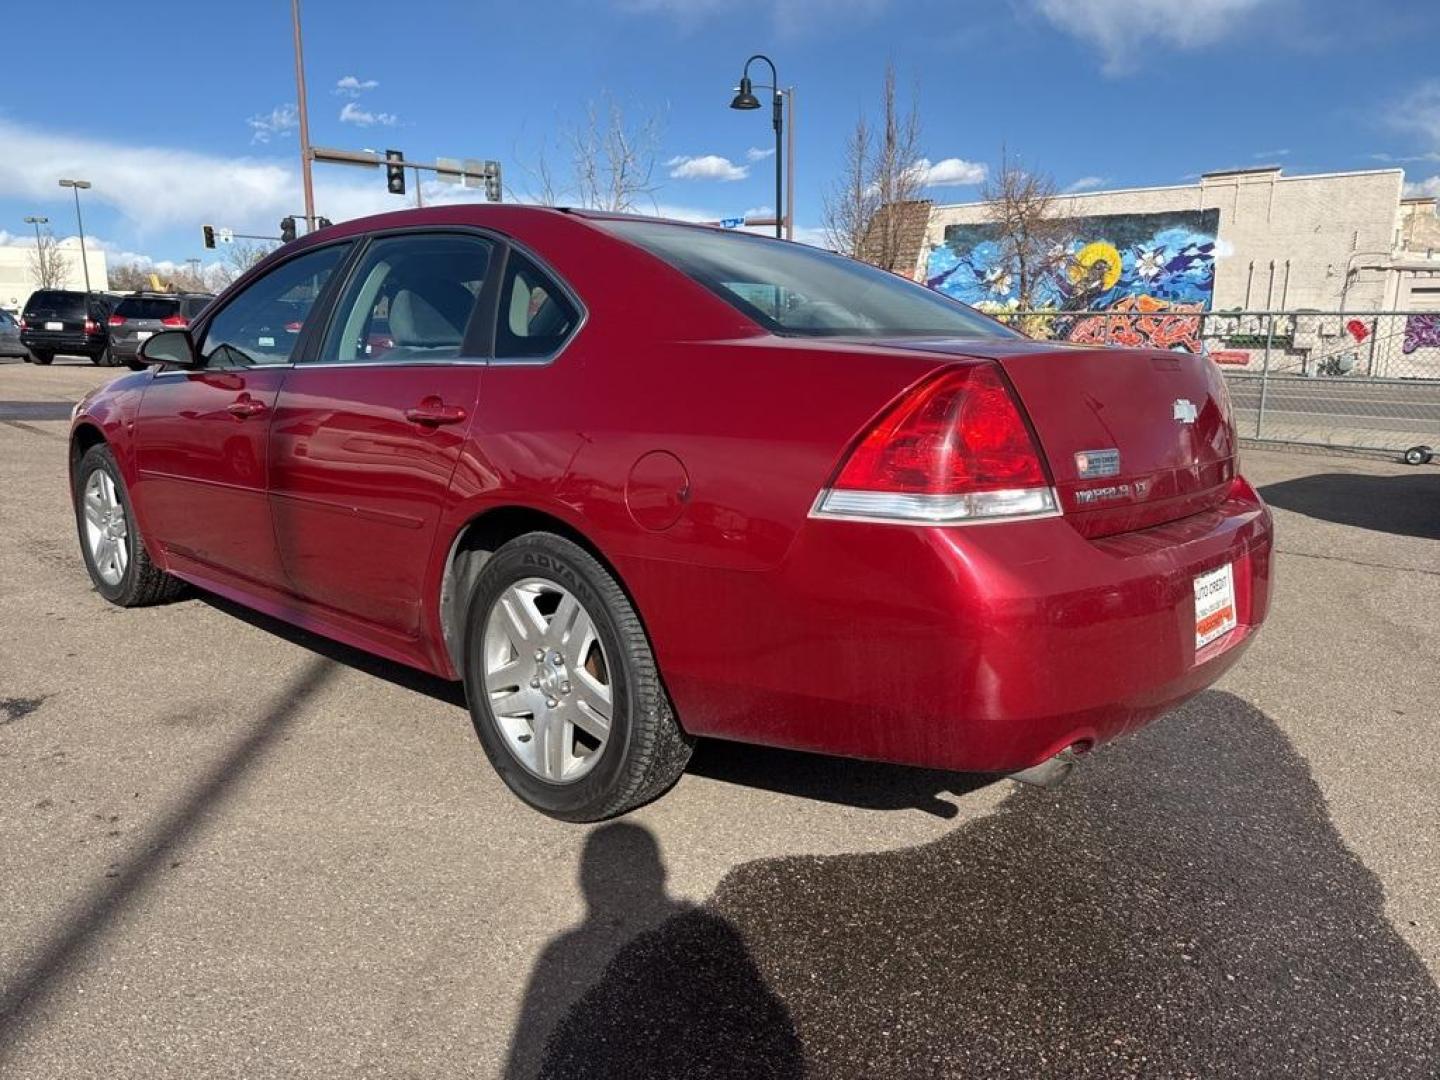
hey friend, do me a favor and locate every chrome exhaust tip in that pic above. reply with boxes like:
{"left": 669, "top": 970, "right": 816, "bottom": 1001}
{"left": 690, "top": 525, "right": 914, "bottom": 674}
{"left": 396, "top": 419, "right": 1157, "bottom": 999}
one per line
{"left": 1008, "top": 745, "right": 1084, "bottom": 789}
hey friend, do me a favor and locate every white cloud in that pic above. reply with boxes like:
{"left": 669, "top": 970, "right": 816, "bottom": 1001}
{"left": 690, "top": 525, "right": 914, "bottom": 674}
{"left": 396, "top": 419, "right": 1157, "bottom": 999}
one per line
{"left": 1388, "top": 80, "right": 1440, "bottom": 150}
{"left": 1252, "top": 148, "right": 1290, "bottom": 159}
{"left": 339, "top": 102, "right": 399, "bottom": 127}
{"left": 247, "top": 104, "right": 298, "bottom": 144}
{"left": 745, "top": 146, "right": 775, "bottom": 162}
{"left": 908, "top": 157, "right": 987, "bottom": 188}
{"left": 1404, "top": 176, "right": 1440, "bottom": 198}
{"left": 1065, "top": 175, "right": 1109, "bottom": 193}
{"left": 1035, "top": 0, "right": 1276, "bottom": 75}
{"left": 0, "top": 116, "right": 410, "bottom": 238}
{"left": 334, "top": 75, "right": 379, "bottom": 97}
{"left": 665, "top": 154, "right": 749, "bottom": 182}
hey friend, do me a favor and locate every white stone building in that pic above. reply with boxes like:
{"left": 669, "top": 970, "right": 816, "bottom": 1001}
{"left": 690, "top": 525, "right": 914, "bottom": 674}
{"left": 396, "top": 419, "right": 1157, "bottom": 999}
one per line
{"left": 0, "top": 239, "right": 110, "bottom": 312}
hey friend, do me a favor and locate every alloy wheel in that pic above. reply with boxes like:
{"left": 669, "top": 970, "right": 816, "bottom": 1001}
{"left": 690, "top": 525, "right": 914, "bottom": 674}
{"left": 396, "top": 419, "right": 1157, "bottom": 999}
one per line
{"left": 82, "top": 469, "right": 129, "bottom": 586}
{"left": 482, "top": 578, "right": 614, "bottom": 783}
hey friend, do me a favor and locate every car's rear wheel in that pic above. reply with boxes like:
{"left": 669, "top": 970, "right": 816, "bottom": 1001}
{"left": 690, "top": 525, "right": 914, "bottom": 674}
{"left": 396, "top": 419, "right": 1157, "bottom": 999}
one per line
{"left": 73, "top": 443, "right": 185, "bottom": 607}
{"left": 31, "top": 351, "right": 53, "bottom": 366}
{"left": 92, "top": 348, "right": 116, "bottom": 367}
{"left": 461, "top": 532, "right": 692, "bottom": 821}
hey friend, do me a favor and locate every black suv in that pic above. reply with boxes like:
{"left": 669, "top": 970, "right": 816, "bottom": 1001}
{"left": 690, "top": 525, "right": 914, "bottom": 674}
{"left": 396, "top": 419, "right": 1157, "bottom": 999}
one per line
{"left": 108, "top": 292, "right": 214, "bottom": 370}
{"left": 20, "top": 290, "right": 116, "bottom": 366}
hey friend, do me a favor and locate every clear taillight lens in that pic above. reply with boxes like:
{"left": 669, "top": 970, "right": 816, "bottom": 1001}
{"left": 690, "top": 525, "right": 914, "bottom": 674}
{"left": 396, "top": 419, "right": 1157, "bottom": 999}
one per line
{"left": 814, "top": 363, "right": 1058, "bottom": 524}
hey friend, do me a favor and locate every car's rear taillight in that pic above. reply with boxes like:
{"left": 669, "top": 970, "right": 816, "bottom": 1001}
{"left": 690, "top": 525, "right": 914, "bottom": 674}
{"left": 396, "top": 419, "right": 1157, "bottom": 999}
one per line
{"left": 107, "top": 315, "right": 125, "bottom": 327}
{"left": 17, "top": 318, "right": 26, "bottom": 331}
{"left": 161, "top": 315, "right": 188, "bottom": 327}
{"left": 814, "top": 363, "right": 1058, "bottom": 524}
{"left": 84, "top": 318, "right": 99, "bottom": 334}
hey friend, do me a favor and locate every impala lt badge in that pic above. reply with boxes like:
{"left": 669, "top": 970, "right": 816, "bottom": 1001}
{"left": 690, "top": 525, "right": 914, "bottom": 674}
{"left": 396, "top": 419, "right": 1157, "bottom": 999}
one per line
{"left": 1173, "top": 398, "right": 1199, "bottom": 424}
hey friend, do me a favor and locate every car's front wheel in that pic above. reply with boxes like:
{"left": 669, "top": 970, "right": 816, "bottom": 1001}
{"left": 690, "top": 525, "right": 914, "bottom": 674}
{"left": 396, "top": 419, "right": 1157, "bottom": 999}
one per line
{"left": 73, "top": 443, "right": 185, "bottom": 607}
{"left": 461, "top": 532, "right": 692, "bottom": 821}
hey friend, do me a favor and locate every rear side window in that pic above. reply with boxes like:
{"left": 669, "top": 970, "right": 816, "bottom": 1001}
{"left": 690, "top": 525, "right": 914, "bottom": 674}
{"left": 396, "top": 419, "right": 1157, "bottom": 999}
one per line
{"left": 319, "top": 232, "right": 492, "bottom": 364}
{"left": 199, "top": 244, "right": 350, "bottom": 368}
{"left": 597, "top": 219, "right": 1015, "bottom": 340}
{"left": 496, "top": 251, "right": 579, "bottom": 359}
{"left": 116, "top": 297, "right": 181, "bottom": 320}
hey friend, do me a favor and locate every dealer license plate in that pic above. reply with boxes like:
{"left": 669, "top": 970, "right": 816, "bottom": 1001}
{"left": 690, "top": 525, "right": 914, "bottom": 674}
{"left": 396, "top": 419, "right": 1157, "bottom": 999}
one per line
{"left": 1194, "top": 563, "right": 1237, "bottom": 651}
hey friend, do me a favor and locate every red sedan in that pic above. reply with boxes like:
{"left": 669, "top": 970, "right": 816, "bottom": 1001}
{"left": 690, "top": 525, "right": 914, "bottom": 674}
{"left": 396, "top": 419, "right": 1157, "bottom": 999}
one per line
{"left": 68, "top": 206, "right": 1273, "bottom": 821}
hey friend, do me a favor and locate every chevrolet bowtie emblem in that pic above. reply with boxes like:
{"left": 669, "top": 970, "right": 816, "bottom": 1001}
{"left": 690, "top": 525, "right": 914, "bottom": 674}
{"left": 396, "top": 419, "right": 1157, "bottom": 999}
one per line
{"left": 1173, "top": 398, "right": 1199, "bottom": 424}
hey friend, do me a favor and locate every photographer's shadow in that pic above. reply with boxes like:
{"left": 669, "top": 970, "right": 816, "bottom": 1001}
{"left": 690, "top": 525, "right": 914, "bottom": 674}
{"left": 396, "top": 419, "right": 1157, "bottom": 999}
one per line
{"left": 504, "top": 823, "right": 802, "bottom": 1080}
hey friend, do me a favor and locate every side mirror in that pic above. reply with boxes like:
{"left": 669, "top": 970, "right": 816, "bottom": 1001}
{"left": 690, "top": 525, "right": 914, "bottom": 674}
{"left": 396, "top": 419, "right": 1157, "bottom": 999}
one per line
{"left": 138, "top": 329, "right": 198, "bottom": 369}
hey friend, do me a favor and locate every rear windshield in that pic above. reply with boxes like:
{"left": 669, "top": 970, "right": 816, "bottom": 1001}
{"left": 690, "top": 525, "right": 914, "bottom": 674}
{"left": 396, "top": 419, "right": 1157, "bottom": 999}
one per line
{"left": 597, "top": 219, "right": 1016, "bottom": 340}
{"left": 24, "top": 291, "right": 87, "bottom": 316}
{"left": 116, "top": 297, "right": 182, "bottom": 319}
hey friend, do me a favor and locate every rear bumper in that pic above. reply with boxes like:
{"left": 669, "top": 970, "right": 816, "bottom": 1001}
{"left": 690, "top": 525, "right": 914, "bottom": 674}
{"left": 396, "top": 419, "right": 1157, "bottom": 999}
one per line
{"left": 21, "top": 331, "right": 105, "bottom": 355}
{"left": 645, "top": 481, "right": 1273, "bottom": 773}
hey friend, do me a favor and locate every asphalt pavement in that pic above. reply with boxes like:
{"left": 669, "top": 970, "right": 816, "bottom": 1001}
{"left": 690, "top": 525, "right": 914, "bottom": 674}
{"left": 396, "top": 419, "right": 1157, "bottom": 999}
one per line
{"left": 1, "top": 360, "right": 1438, "bottom": 1078}
{"left": 1227, "top": 374, "right": 1440, "bottom": 446}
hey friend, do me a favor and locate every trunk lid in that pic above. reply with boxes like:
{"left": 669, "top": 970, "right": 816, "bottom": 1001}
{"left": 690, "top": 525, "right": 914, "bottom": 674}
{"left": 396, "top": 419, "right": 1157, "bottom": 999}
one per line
{"left": 868, "top": 338, "right": 1237, "bottom": 537}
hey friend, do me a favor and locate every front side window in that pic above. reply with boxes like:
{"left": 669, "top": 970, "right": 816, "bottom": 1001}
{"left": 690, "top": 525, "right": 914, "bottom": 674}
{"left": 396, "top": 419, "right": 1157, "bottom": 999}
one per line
{"left": 597, "top": 219, "right": 1017, "bottom": 340}
{"left": 496, "top": 251, "right": 579, "bottom": 359}
{"left": 319, "top": 233, "right": 492, "bottom": 364}
{"left": 199, "top": 244, "right": 349, "bottom": 368}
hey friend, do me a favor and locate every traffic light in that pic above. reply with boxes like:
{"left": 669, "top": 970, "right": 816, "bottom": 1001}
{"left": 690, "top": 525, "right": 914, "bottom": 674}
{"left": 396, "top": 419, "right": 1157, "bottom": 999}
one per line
{"left": 485, "top": 162, "right": 502, "bottom": 203}
{"left": 280, "top": 216, "right": 297, "bottom": 244}
{"left": 385, "top": 149, "right": 406, "bottom": 196}
{"left": 202, "top": 224, "right": 216, "bottom": 249}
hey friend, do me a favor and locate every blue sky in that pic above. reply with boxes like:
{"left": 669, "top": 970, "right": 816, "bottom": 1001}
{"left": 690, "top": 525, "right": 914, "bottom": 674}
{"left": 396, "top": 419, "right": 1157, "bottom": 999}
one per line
{"left": 1, "top": 0, "right": 1437, "bottom": 273}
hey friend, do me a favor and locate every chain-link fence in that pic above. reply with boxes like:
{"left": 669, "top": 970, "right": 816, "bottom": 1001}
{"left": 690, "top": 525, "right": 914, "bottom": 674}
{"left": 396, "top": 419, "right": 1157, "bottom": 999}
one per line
{"left": 995, "top": 309, "right": 1440, "bottom": 456}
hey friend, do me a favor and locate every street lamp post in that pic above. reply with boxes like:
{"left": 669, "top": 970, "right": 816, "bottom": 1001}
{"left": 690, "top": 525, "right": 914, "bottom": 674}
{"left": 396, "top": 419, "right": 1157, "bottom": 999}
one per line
{"left": 730, "top": 54, "right": 785, "bottom": 240}
{"left": 23, "top": 215, "right": 49, "bottom": 249}
{"left": 57, "top": 179, "right": 92, "bottom": 301}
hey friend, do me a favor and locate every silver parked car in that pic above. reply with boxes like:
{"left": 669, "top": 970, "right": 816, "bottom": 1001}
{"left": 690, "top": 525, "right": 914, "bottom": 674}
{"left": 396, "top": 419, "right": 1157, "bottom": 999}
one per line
{"left": 0, "top": 309, "right": 27, "bottom": 359}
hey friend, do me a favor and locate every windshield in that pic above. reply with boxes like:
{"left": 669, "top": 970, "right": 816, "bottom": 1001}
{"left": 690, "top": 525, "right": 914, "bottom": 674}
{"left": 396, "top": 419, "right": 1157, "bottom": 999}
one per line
{"left": 598, "top": 219, "right": 1016, "bottom": 340}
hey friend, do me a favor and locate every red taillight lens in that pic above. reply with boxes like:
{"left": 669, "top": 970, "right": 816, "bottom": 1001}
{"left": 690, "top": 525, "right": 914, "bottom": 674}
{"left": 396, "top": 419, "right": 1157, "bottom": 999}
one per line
{"left": 17, "top": 318, "right": 26, "bottom": 330}
{"left": 161, "top": 315, "right": 188, "bottom": 327}
{"left": 108, "top": 315, "right": 124, "bottom": 327}
{"left": 818, "top": 364, "right": 1057, "bottom": 524}
{"left": 84, "top": 319, "right": 99, "bottom": 334}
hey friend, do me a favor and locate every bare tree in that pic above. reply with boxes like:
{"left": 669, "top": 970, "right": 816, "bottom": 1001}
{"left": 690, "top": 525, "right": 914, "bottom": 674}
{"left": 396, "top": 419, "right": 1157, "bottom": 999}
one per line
{"left": 822, "top": 111, "right": 873, "bottom": 258}
{"left": 980, "top": 148, "right": 1070, "bottom": 313}
{"left": 108, "top": 261, "right": 153, "bottom": 292}
{"left": 568, "top": 95, "right": 662, "bottom": 212}
{"left": 822, "top": 63, "right": 925, "bottom": 271}
{"left": 28, "top": 229, "right": 72, "bottom": 289}
{"left": 512, "top": 96, "right": 663, "bottom": 211}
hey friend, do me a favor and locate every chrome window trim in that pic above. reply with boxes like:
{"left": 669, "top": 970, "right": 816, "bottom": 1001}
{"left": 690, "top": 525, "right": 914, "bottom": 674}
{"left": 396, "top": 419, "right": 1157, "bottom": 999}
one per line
{"left": 489, "top": 240, "right": 589, "bottom": 368}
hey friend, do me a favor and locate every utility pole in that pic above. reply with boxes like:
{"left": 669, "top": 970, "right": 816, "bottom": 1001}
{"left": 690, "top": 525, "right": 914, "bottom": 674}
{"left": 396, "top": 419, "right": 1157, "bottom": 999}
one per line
{"left": 291, "top": 0, "right": 316, "bottom": 230}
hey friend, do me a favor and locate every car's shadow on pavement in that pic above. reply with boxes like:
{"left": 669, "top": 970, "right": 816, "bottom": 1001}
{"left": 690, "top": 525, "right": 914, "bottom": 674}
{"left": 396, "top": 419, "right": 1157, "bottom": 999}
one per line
{"left": 687, "top": 739, "right": 996, "bottom": 817}
{"left": 1260, "top": 471, "right": 1440, "bottom": 540}
{"left": 197, "top": 593, "right": 467, "bottom": 707}
{"left": 517, "top": 691, "right": 1440, "bottom": 1079}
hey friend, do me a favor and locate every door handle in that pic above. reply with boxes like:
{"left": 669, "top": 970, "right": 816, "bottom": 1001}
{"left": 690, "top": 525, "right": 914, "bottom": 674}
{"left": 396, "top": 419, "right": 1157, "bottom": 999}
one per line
{"left": 227, "top": 396, "right": 267, "bottom": 419}
{"left": 404, "top": 401, "right": 468, "bottom": 426}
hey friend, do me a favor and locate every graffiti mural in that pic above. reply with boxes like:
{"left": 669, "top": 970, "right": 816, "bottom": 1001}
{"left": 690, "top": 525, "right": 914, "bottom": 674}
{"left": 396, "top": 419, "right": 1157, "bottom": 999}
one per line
{"left": 1402, "top": 313, "right": 1440, "bottom": 355}
{"left": 925, "top": 209, "right": 1220, "bottom": 352}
